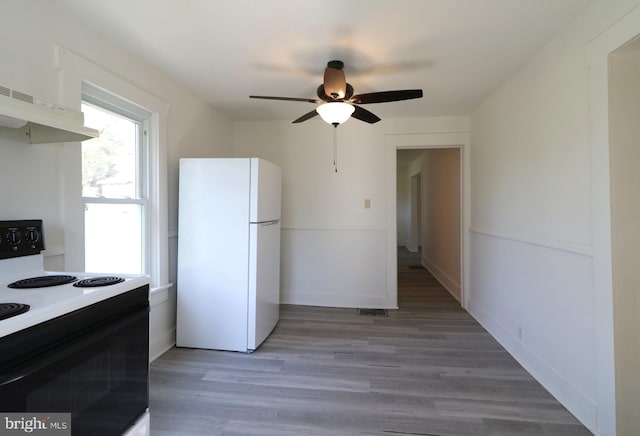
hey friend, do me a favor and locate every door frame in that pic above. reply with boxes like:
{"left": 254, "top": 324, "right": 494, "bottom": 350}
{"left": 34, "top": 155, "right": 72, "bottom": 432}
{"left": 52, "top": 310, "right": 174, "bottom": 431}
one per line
{"left": 385, "top": 132, "right": 470, "bottom": 309}
{"left": 588, "top": 6, "right": 640, "bottom": 434}
{"left": 408, "top": 171, "right": 421, "bottom": 253}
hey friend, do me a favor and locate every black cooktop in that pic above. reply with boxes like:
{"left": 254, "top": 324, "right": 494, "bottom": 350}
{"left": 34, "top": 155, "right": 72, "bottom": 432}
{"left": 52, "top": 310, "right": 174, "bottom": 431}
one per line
{"left": 7, "top": 275, "right": 127, "bottom": 289}
{"left": 74, "top": 277, "right": 125, "bottom": 288}
{"left": 7, "top": 275, "right": 78, "bottom": 289}
{"left": 0, "top": 303, "right": 30, "bottom": 320}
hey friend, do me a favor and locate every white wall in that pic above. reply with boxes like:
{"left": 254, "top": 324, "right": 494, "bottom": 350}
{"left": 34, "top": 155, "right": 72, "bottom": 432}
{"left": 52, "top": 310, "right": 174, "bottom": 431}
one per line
{"left": 234, "top": 120, "right": 390, "bottom": 308}
{"left": 406, "top": 156, "right": 423, "bottom": 253}
{"left": 468, "top": 1, "right": 640, "bottom": 434}
{"left": 398, "top": 153, "right": 424, "bottom": 253}
{"left": 421, "top": 149, "right": 461, "bottom": 301}
{"left": 396, "top": 163, "right": 410, "bottom": 246}
{"left": 0, "top": 0, "right": 234, "bottom": 361}
{"left": 234, "top": 117, "right": 469, "bottom": 309}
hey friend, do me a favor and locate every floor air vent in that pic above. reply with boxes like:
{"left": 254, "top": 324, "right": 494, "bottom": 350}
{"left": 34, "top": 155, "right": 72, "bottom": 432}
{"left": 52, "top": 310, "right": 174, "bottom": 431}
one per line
{"left": 357, "top": 308, "right": 388, "bottom": 317}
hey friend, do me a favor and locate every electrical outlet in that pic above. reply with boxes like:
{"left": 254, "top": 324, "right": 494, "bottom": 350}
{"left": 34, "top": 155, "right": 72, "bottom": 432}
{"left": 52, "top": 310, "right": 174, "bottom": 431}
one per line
{"left": 364, "top": 199, "right": 371, "bottom": 209}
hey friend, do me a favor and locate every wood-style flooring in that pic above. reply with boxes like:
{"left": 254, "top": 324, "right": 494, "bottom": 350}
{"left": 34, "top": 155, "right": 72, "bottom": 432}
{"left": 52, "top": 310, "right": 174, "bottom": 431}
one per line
{"left": 149, "top": 248, "right": 592, "bottom": 435}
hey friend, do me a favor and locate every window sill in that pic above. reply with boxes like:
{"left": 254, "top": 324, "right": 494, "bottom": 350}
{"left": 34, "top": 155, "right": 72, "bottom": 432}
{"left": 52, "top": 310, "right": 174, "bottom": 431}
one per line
{"left": 42, "top": 245, "right": 65, "bottom": 257}
{"left": 150, "top": 283, "right": 172, "bottom": 307}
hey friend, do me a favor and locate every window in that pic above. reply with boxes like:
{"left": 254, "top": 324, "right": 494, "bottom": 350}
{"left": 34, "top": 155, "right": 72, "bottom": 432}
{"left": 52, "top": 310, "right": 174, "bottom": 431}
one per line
{"left": 56, "top": 48, "right": 169, "bottom": 293}
{"left": 81, "top": 88, "right": 151, "bottom": 275}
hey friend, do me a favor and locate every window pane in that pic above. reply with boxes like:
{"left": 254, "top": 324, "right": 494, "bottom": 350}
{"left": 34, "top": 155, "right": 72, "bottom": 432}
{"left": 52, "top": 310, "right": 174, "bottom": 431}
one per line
{"left": 81, "top": 103, "right": 139, "bottom": 199}
{"left": 84, "top": 203, "right": 143, "bottom": 274}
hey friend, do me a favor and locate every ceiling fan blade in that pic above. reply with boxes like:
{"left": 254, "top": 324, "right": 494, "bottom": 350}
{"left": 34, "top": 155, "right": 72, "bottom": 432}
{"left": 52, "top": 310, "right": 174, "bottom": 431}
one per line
{"left": 292, "top": 110, "right": 319, "bottom": 123}
{"left": 350, "top": 89, "right": 423, "bottom": 105}
{"left": 250, "top": 95, "right": 322, "bottom": 104}
{"left": 323, "top": 65, "right": 347, "bottom": 99}
{"left": 351, "top": 105, "right": 381, "bottom": 124}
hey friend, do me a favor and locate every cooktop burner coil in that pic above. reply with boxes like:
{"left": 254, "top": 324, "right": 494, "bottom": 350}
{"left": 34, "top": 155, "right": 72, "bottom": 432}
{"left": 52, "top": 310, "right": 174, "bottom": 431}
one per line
{"left": 7, "top": 275, "right": 77, "bottom": 289}
{"left": 73, "top": 277, "right": 125, "bottom": 288}
{"left": 0, "top": 302, "right": 30, "bottom": 320}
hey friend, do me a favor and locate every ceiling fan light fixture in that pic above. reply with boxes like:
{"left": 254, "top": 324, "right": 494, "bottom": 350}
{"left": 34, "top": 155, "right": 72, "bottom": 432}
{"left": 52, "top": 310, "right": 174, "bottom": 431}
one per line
{"left": 316, "top": 102, "right": 355, "bottom": 126}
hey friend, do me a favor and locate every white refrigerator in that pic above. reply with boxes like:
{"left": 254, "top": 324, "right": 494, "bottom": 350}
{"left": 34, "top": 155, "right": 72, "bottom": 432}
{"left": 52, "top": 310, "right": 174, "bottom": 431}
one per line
{"left": 176, "top": 158, "right": 282, "bottom": 352}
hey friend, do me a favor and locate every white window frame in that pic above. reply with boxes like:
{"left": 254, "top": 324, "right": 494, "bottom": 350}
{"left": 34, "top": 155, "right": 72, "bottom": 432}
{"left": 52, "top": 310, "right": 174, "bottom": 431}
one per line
{"left": 81, "top": 85, "right": 151, "bottom": 275}
{"left": 55, "top": 46, "right": 170, "bottom": 295}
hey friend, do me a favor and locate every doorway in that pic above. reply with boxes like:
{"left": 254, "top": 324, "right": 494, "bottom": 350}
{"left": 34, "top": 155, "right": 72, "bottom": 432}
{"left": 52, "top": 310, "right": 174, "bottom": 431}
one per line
{"left": 588, "top": 11, "right": 640, "bottom": 433}
{"left": 607, "top": 37, "right": 640, "bottom": 435}
{"left": 396, "top": 147, "right": 462, "bottom": 304}
{"left": 384, "top": 131, "right": 469, "bottom": 310}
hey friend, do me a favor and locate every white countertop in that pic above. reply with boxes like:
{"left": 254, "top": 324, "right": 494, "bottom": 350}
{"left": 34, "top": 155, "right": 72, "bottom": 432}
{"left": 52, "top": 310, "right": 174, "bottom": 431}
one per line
{"left": 0, "top": 264, "right": 150, "bottom": 338}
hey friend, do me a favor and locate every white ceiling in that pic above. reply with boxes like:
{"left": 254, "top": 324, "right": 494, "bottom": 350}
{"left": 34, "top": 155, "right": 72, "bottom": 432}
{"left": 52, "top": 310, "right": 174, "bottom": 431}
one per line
{"left": 55, "top": 0, "right": 591, "bottom": 123}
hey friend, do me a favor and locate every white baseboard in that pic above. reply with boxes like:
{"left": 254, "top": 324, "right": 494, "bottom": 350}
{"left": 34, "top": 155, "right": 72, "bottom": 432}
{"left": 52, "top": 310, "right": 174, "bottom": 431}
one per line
{"left": 466, "top": 298, "right": 597, "bottom": 434}
{"left": 281, "top": 292, "right": 397, "bottom": 309}
{"left": 150, "top": 328, "right": 175, "bottom": 362}
{"left": 422, "top": 256, "right": 461, "bottom": 302}
{"left": 405, "top": 244, "right": 419, "bottom": 253}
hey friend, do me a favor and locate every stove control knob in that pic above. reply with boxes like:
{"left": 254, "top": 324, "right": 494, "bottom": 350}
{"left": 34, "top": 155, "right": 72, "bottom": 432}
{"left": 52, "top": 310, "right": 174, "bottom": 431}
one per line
{"left": 7, "top": 229, "right": 22, "bottom": 246}
{"left": 24, "top": 227, "right": 40, "bottom": 245}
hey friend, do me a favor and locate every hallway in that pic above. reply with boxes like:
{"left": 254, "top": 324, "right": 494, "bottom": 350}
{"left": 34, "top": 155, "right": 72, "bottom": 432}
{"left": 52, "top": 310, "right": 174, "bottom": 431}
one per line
{"left": 397, "top": 246, "right": 462, "bottom": 311}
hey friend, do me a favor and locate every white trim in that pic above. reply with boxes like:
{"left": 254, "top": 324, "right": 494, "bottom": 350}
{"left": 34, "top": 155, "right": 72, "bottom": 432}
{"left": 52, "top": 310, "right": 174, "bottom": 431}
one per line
{"left": 282, "top": 226, "right": 385, "bottom": 232}
{"left": 280, "top": 292, "right": 397, "bottom": 309}
{"left": 587, "top": 4, "right": 640, "bottom": 435}
{"left": 150, "top": 282, "right": 172, "bottom": 306}
{"left": 422, "top": 256, "right": 461, "bottom": 303}
{"left": 42, "top": 245, "right": 65, "bottom": 257}
{"left": 82, "top": 197, "right": 147, "bottom": 205}
{"left": 54, "top": 45, "right": 170, "bottom": 291}
{"left": 467, "top": 298, "right": 597, "bottom": 431}
{"left": 469, "top": 227, "right": 593, "bottom": 257}
{"left": 149, "top": 327, "right": 175, "bottom": 362}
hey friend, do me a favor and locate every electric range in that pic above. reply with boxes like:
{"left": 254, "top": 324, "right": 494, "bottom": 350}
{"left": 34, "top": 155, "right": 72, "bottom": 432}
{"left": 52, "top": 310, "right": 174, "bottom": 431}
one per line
{"left": 0, "top": 219, "right": 151, "bottom": 436}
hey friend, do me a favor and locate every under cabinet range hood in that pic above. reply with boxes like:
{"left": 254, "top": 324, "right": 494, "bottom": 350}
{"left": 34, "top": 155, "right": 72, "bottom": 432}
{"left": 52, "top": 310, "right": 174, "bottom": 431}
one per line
{"left": 0, "top": 85, "right": 98, "bottom": 144}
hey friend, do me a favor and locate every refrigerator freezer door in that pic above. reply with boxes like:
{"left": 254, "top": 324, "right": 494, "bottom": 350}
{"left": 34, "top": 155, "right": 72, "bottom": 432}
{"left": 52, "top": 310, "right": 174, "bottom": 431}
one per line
{"left": 250, "top": 158, "right": 282, "bottom": 223}
{"left": 177, "top": 158, "right": 251, "bottom": 352}
{"left": 247, "top": 219, "right": 281, "bottom": 350}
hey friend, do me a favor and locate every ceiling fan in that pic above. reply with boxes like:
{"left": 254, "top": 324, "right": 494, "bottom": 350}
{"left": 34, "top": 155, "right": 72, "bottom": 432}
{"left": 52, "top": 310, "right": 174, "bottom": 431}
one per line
{"left": 250, "top": 60, "right": 423, "bottom": 126}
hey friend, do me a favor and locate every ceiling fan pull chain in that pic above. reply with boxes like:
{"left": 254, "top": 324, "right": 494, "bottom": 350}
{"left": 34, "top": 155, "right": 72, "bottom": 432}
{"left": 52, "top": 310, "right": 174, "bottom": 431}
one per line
{"left": 333, "top": 126, "right": 338, "bottom": 173}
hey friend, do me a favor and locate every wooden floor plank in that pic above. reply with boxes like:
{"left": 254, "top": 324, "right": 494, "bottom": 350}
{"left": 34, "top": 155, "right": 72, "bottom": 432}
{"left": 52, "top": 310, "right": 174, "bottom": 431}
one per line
{"left": 149, "top": 248, "right": 592, "bottom": 435}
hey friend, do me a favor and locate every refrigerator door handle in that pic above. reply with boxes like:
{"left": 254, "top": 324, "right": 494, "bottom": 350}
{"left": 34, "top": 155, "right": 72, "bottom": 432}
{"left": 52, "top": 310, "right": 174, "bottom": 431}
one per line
{"left": 251, "top": 219, "right": 280, "bottom": 226}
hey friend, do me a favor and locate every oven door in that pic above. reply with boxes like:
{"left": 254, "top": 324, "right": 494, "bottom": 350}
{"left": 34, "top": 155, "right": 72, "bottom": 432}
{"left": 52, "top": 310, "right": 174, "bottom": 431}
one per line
{"left": 0, "top": 286, "right": 149, "bottom": 436}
